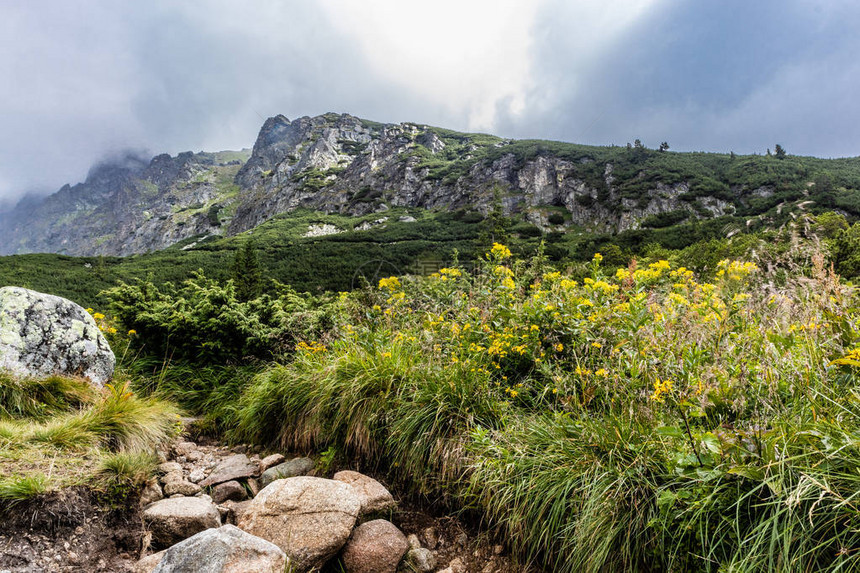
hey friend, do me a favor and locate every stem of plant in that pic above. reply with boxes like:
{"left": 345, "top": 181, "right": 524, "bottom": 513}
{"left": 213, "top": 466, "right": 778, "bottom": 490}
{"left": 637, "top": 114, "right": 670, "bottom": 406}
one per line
{"left": 679, "top": 406, "right": 703, "bottom": 467}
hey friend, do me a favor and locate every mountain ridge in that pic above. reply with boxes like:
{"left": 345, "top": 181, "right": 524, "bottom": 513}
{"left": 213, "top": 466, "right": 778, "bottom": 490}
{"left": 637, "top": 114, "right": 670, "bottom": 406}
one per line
{"left": 2, "top": 112, "right": 860, "bottom": 256}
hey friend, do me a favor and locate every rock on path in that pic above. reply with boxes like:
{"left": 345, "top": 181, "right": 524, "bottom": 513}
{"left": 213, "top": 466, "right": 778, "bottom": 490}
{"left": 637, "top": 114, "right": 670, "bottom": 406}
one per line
{"left": 238, "top": 476, "right": 360, "bottom": 572}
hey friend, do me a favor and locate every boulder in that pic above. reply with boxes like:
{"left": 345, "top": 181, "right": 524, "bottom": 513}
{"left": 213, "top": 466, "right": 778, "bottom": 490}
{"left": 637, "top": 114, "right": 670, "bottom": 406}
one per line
{"left": 211, "top": 480, "right": 247, "bottom": 504}
{"left": 142, "top": 496, "right": 221, "bottom": 547}
{"left": 333, "top": 470, "right": 396, "bottom": 515}
{"left": 164, "top": 480, "right": 202, "bottom": 496}
{"left": 341, "top": 519, "right": 408, "bottom": 573}
{"left": 259, "top": 457, "right": 315, "bottom": 488}
{"left": 237, "top": 476, "right": 360, "bottom": 572}
{"left": 200, "top": 454, "right": 259, "bottom": 487}
{"left": 151, "top": 525, "right": 287, "bottom": 573}
{"left": 0, "top": 286, "right": 115, "bottom": 386}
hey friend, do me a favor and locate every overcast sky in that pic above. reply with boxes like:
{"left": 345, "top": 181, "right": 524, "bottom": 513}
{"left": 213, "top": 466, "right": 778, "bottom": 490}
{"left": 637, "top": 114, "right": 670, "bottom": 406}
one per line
{"left": 1, "top": 0, "right": 859, "bottom": 207}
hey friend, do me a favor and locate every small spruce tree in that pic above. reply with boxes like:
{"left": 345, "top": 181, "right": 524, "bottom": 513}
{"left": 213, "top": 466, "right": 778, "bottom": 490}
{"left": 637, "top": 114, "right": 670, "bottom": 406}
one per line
{"left": 231, "top": 240, "right": 263, "bottom": 301}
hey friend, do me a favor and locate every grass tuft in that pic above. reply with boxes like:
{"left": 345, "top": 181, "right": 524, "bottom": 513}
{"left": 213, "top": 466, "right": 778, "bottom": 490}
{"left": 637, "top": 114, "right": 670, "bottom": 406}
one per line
{"left": 0, "top": 373, "right": 96, "bottom": 419}
{"left": 0, "top": 474, "right": 51, "bottom": 504}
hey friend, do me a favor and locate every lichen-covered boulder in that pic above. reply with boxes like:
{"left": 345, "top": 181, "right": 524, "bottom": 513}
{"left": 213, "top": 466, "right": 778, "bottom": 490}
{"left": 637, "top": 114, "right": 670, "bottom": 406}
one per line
{"left": 150, "top": 525, "right": 288, "bottom": 573}
{"left": 0, "top": 286, "right": 114, "bottom": 386}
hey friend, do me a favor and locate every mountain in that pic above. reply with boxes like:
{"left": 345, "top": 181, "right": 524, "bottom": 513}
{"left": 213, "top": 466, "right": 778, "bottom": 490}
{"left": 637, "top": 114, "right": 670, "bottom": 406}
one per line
{"left": 2, "top": 112, "right": 860, "bottom": 256}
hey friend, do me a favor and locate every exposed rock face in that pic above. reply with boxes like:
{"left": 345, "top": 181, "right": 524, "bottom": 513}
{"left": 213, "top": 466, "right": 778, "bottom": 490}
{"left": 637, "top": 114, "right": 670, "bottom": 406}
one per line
{"left": 333, "top": 470, "right": 396, "bottom": 515}
{"left": 0, "top": 286, "right": 115, "bottom": 386}
{"left": 0, "top": 149, "right": 250, "bottom": 256}
{"left": 150, "top": 525, "right": 287, "bottom": 573}
{"left": 227, "top": 113, "right": 735, "bottom": 237}
{"left": 341, "top": 519, "right": 408, "bottom": 573}
{"left": 237, "top": 476, "right": 361, "bottom": 572}
{"left": 0, "top": 113, "right": 752, "bottom": 257}
{"left": 142, "top": 496, "right": 221, "bottom": 547}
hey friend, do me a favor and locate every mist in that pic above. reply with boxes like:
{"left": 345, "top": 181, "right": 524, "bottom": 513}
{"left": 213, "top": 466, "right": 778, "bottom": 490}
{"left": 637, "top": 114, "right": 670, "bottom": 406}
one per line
{"left": 1, "top": 0, "right": 859, "bottom": 205}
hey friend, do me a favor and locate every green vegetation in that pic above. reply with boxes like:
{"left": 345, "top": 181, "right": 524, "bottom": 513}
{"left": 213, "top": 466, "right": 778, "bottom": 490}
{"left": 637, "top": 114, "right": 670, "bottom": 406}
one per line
{"left": 90, "top": 238, "right": 858, "bottom": 572}
{"left": 0, "top": 376, "right": 179, "bottom": 505}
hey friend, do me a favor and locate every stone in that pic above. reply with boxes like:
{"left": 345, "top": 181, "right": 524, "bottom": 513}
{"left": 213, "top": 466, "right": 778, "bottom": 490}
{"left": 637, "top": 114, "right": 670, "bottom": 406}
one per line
{"left": 403, "top": 547, "right": 436, "bottom": 572}
{"left": 159, "top": 462, "right": 182, "bottom": 474}
{"left": 333, "top": 470, "right": 396, "bottom": 515}
{"left": 406, "top": 534, "right": 421, "bottom": 550}
{"left": 160, "top": 471, "right": 184, "bottom": 485}
{"left": 164, "top": 480, "right": 202, "bottom": 496}
{"left": 246, "top": 478, "right": 260, "bottom": 497}
{"left": 140, "top": 479, "right": 164, "bottom": 507}
{"left": 151, "top": 525, "right": 287, "bottom": 573}
{"left": 186, "top": 450, "right": 204, "bottom": 462}
{"left": 188, "top": 468, "right": 206, "bottom": 483}
{"left": 0, "top": 286, "right": 115, "bottom": 386}
{"left": 211, "top": 481, "right": 247, "bottom": 504}
{"left": 142, "top": 496, "right": 221, "bottom": 547}
{"left": 341, "top": 519, "right": 408, "bottom": 573}
{"left": 237, "top": 476, "right": 360, "bottom": 572}
{"left": 200, "top": 454, "right": 259, "bottom": 487}
{"left": 258, "top": 457, "right": 315, "bottom": 488}
{"left": 259, "top": 453, "right": 285, "bottom": 471}
{"left": 133, "top": 551, "right": 165, "bottom": 573}
{"left": 173, "top": 441, "right": 197, "bottom": 456}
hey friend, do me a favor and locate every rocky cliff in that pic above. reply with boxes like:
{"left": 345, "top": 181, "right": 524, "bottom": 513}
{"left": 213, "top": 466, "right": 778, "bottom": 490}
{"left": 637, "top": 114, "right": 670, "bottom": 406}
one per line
{"left": 227, "top": 113, "right": 737, "bottom": 237}
{"left": 0, "top": 150, "right": 249, "bottom": 256}
{"left": 4, "top": 112, "right": 816, "bottom": 257}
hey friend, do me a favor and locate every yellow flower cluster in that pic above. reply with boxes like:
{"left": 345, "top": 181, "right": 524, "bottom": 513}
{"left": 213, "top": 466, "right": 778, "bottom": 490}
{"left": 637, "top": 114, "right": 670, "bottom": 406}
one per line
{"left": 716, "top": 259, "right": 759, "bottom": 280}
{"left": 650, "top": 378, "right": 673, "bottom": 403}
{"left": 296, "top": 340, "right": 327, "bottom": 354}
{"left": 378, "top": 276, "right": 402, "bottom": 292}
{"left": 490, "top": 243, "right": 512, "bottom": 259}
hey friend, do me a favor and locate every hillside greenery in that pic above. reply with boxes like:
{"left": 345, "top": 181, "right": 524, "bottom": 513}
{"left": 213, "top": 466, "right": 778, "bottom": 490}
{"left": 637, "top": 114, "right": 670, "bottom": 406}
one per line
{"left": 85, "top": 238, "right": 859, "bottom": 573}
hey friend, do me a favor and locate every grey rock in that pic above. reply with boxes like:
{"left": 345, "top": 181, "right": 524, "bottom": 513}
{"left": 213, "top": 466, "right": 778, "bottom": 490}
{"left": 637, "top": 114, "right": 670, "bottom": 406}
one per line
{"left": 210, "top": 480, "right": 247, "bottom": 504}
{"left": 163, "top": 480, "right": 202, "bottom": 496}
{"left": 406, "top": 534, "right": 421, "bottom": 550}
{"left": 403, "top": 547, "right": 436, "bottom": 572}
{"left": 142, "top": 496, "right": 221, "bottom": 547}
{"left": 259, "top": 457, "right": 315, "bottom": 488}
{"left": 173, "top": 441, "right": 197, "bottom": 456}
{"left": 0, "top": 287, "right": 114, "bottom": 386}
{"left": 200, "top": 454, "right": 259, "bottom": 487}
{"left": 333, "top": 470, "right": 396, "bottom": 515}
{"left": 151, "top": 525, "right": 287, "bottom": 573}
{"left": 159, "top": 462, "right": 182, "bottom": 474}
{"left": 341, "top": 519, "right": 408, "bottom": 573}
{"left": 160, "top": 471, "right": 185, "bottom": 485}
{"left": 258, "top": 453, "right": 285, "bottom": 471}
{"left": 188, "top": 468, "right": 206, "bottom": 483}
{"left": 237, "top": 476, "right": 360, "bottom": 572}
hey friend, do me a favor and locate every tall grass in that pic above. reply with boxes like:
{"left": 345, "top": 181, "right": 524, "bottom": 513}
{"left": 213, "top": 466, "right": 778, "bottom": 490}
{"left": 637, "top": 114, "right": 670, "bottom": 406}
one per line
{"left": 226, "top": 244, "right": 860, "bottom": 572}
{"left": 0, "top": 373, "right": 95, "bottom": 419}
{"left": 30, "top": 382, "right": 180, "bottom": 452}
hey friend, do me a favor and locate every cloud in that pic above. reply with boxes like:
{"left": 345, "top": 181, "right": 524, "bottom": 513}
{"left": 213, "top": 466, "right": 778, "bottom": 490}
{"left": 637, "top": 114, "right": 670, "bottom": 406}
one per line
{"left": 0, "top": 0, "right": 858, "bottom": 206}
